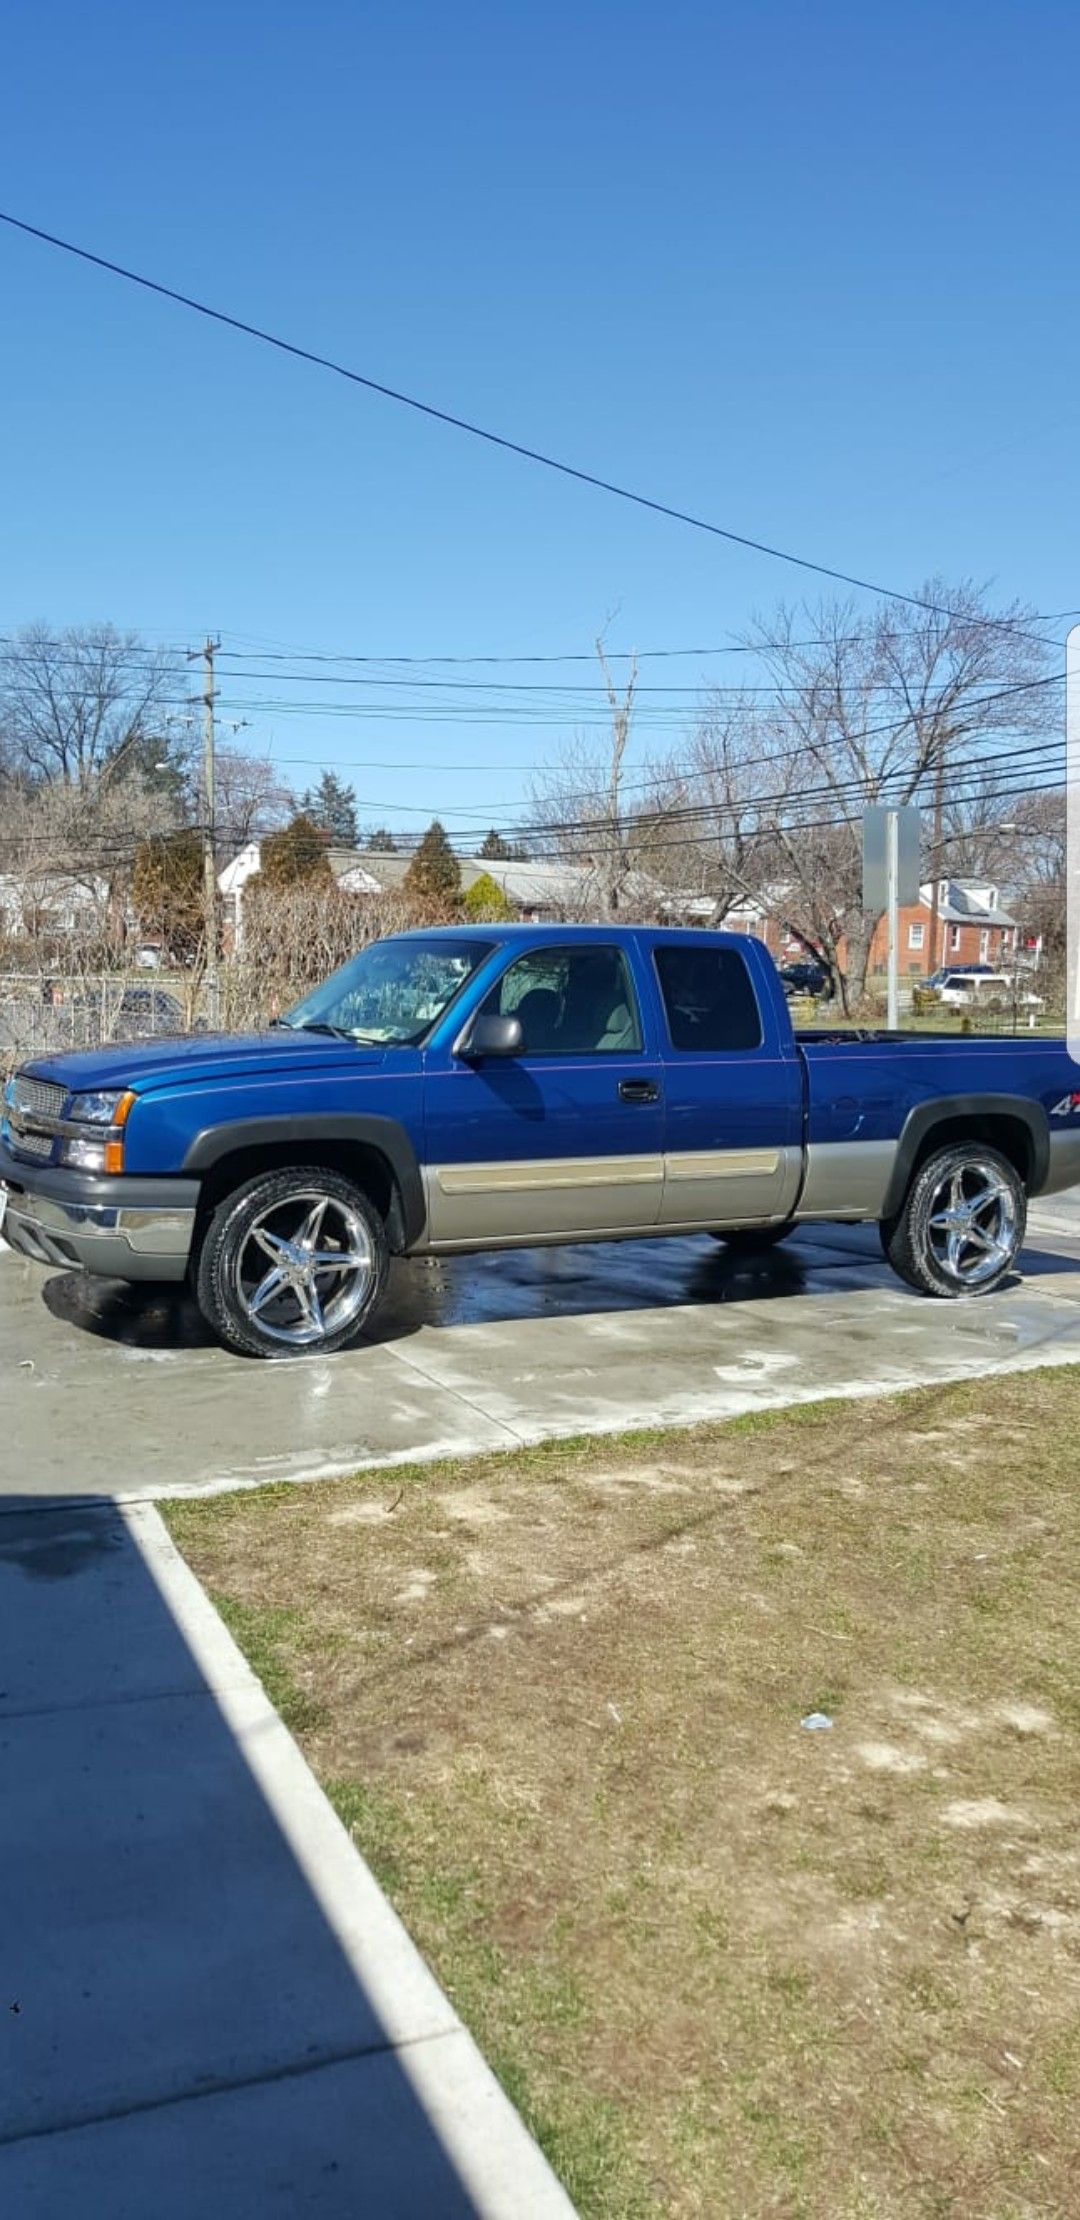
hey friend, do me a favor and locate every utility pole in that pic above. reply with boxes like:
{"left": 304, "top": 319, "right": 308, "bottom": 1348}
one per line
{"left": 202, "top": 637, "right": 220, "bottom": 1028}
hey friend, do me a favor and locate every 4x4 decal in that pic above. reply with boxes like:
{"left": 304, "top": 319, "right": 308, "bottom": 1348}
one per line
{"left": 1049, "top": 1092, "right": 1080, "bottom": 1117}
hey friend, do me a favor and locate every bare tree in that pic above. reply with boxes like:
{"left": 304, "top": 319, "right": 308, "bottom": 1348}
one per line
{"left": 528, "top": 635, "right": 638, "bottom": 918}
{"left": 732, "top": 584, "right": 1051, "bottom": 1007}
{"left": 989, "top": 790, "right": 1067, "bottom": 1001}
{"left": 205, "top": 747, "right": 295, "bottom": 852}
{"left": 0, "top": 624, "right": 180, "bottom": 787}
{"left": 630, "top": 696, "right": 782, "bottom": 924}
{"left": 222, "top": 884, "right": 416, "bottom": 1028}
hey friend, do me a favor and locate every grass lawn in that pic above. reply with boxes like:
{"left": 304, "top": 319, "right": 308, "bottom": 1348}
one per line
{"left": 164, "top": 1372, "right": 1080, "bottom": 2218}
{"left": 790, "top": 1003, "right": 1063, "bottom": 1038}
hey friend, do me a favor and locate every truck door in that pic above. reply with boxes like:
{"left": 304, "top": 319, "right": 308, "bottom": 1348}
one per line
{"left": 422, "top": 942, "right": 665, "bottom": 1244}
{"left": 648, "top": 939, "right": 803, "bottom": 1226}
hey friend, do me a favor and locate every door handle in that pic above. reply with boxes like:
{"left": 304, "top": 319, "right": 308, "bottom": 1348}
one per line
{"left": 618, "top": 1078, "right": 660, "bottom": 1104}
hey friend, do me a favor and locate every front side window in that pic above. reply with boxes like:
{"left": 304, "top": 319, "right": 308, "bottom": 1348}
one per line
{"left": 282, "top": 936, "right": 492, "bottom": 1044}
{"left": 654, "top": 945, "right": 763, "bottom": 1052}
{"left": 908, "top": 922, "right": 925, "bottom": 950}
{"left": 485, "top": 945, "right": 642, "bottom": 1054}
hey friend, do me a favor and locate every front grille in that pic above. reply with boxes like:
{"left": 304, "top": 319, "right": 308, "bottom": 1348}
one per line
{"left": 9, "top": 1128, "right": 53, "bottom": 1159}
{"left": 10, "top": 1075, "right": 66, "bottom": 1121}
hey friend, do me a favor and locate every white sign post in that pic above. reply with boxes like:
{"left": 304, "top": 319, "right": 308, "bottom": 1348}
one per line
{"left": 885, "top": 809, "right": 900, "bottom": 1029}
{"left": 863, "top": 805, "right": 922, "bottom": 1030}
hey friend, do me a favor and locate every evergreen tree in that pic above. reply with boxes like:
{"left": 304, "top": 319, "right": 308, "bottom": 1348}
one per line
{"left": 404, "top": 820, "right": 461, "bottom": 905}
{"left": 132, "top": 830, "right": 204, "bottom": 959}
{"left": 259, "top": 813, "right": 333, "bottom": 889}
{"left": 480, "top": 828, "right": 513, "bottom": 860}
{"left": 301, "top": 769, "right": 358, "bottom": 846}
{"left": 463, "top": 870, "right": 515, "bottom": 921}
{"left": 364, "top": 827, "right": 397, "bottom": 852}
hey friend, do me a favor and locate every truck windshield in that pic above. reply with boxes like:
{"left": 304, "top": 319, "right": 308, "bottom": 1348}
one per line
{"left": 280, "top": 936, "right": 493, "bottom": 1045}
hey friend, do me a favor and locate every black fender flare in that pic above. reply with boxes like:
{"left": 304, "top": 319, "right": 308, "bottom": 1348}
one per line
{"left": 881, "top": 1093, "right": 1050, "bottom": 1222}
{"left": 181, "top": 1114, "right": 426, "bottom": 1249}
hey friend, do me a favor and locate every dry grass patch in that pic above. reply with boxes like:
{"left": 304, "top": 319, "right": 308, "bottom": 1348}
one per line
{"left": 165, "top": 1371, "right": 1080, "bottom": 2218}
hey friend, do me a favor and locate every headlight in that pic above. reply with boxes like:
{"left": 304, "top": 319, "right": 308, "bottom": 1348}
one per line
{"left": 67, "top": 1090, "right": 132, "bottom": 1124}
{"left": 58, "top": 1088, "right": 136, "bottom": 1174}
{"left": 58, "top": 1134, "right": 113, "bottom": 1171}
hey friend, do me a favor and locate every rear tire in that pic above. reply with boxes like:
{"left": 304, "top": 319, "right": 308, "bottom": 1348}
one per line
{"left": 882, "top": 1142, "right": 1024, "bottom": 1299}
{"left": 195, "top": 1166, "right": 389, "bottom": 1358}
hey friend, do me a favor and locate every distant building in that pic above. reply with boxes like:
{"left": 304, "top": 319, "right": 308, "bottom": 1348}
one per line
{"left": 0, "top": 870, "right": 111, "bottom": 940}
{"left": 864, "top": 880, "right": 1019, "bottom": 979}
{"left": 219, "top": 842, "right": 672, "bottom": 928}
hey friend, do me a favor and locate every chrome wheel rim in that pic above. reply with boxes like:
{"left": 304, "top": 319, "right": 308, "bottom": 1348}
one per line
{"left": 926, "top": 1160, "right": 1019, "bottom": 1288}
{"left": 233, "top": 1190, "right": 374, "bottom": 1347}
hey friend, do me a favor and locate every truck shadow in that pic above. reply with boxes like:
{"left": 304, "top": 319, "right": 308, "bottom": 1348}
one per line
{"left": 37, "top": 1224, "right": 1080, "bottom": 1355}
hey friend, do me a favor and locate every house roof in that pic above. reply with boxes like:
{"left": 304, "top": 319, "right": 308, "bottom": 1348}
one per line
{"left": 220, "top": 841, "right": 673, "bottom": 914}
{"left": 920, "top": 879, "right": 1017, "bottom": 929}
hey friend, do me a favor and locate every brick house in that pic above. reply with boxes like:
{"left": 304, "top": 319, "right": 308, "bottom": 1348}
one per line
{"left": 864, "top": 879, "right": 1018, "bottom": 979}
{"left": 718, "top": 877, "right": 1025, "bottom": 988}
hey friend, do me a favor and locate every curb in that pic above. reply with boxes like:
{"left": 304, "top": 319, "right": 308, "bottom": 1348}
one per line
{"left": 126, "top": 1502, "right": 576, "bottom": 2219}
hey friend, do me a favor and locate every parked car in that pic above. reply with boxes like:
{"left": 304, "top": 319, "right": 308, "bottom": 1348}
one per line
{"left": 923, "top": 970, "right": 1042, "bottom": 1010}
{"left": 70, "top": 986, "right": 186, "bottom": 1039}
{"left": 778, "top": 960, "right": 833, "bottom": 1000}
{"left": 3, "top": 926, "right": 1079, "bottom": 1357}
{"left": 116, "top": 988, "right": 185, "bottom": 1036}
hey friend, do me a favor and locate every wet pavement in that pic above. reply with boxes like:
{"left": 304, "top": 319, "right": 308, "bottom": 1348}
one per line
{"left": 4, "top": 1208, "right": 1080, "bottom": 1501}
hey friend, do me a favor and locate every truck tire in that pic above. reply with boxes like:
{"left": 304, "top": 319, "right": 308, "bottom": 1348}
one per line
{"left": 195, "top": 1166, "right": 389, "bottom": 1358}
{"left": 881, "top": 1142, "right": 1025, "bottom": 1299}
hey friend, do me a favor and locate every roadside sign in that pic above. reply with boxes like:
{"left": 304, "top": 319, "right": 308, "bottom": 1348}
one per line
{"left": 862, "top": 805, "right": 921, "bottom": 912}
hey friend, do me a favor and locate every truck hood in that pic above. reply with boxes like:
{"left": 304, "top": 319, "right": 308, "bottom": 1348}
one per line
{"left": 22, "top": 1030, "right": 393, "bottom": 1096}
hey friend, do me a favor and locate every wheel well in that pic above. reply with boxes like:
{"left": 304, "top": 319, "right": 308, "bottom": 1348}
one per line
{"left": 193, "top": 1141, "right": 407, "bottom": 1251}
{"left": 909, "top": 1113, "right": 1034, "bottom": 1189}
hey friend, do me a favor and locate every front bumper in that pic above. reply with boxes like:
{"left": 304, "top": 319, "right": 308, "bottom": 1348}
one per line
{"left": 0, "top": 1143, "right": 199, "bottom": 1282}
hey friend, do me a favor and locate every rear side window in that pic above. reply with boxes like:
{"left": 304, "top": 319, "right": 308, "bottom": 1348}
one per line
{"left": 654, "top": 945, "right": 763, "bottom": 1052}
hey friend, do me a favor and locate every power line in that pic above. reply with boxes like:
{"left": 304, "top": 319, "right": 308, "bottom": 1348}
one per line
{"left": 260, "top": 712, "right": 1066, "bottom": 818}
{"left": 456, "top": 738, "right": 1068, "bottom": 851}
{"left": 0, "top": 753, "right": 1063, "bottom": 872}
{"left": 215, "top": 618, "right": 1078, "bottom": 667}
{"left": 194, "top": 662, "right": 1066, "bottom": 698}
{"left": 511, "top": 775, "right": 1068, "bottom": 868}
{"left": 0, "top": 205, "right": 1068, "bottom": 625}
{"left": 0, "top": 626, "right": 926, "bottom": 667}
{"left": 208, "top": 661, "right": 1062, "bottom": 777}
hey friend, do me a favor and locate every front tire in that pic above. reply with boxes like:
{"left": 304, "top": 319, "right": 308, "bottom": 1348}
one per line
{"left": 195, "top": 1167, "right": 389, "bottom": 1357}
{"left": 882, "top": 1143, "right": 1024, "bottom": 1299}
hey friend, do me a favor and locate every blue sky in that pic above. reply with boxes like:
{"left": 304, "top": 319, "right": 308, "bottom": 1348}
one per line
{"left": 2, "top": 0, "right": 1077, "bottom": 838}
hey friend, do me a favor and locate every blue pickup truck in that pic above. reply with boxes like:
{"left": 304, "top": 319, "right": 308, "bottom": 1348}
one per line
{"left": 3, "top": 925, "right": 1079, "bottom": 1358}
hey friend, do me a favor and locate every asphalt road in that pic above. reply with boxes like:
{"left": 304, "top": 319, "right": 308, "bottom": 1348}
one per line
{"left": 4, "top": 1210, "right": 1080, "bottom": 1501}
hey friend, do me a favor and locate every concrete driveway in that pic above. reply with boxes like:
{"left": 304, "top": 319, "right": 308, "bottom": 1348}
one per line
{"left": 5, "top": 1208, "right": 1080, "bottom": 1501}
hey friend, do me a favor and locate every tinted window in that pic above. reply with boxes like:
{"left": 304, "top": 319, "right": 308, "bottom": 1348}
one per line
{"left": 654, "top": 946, "right": 763, "bottom": 1052}
{"left": 487, "top": 946, "right": 642, "bottom": 1054}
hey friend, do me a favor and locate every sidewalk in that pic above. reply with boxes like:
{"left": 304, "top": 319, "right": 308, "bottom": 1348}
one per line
{"left": 0, "top": 1498, "right": 574, "bottom": 2218}
{"left": 1028, "top": 1187, "right": 1080, "bottom": 1240}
